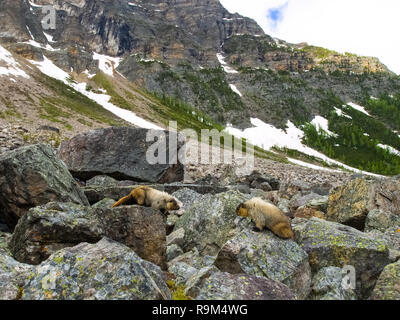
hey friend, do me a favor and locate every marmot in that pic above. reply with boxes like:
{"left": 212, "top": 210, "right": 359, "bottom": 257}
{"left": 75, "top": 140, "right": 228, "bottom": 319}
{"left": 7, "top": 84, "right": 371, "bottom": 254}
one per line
{"left": 112, "top": 186, "right": 182, "bottom": 213}
{"left": 236, "top": 198, "right": 294, "bottom": 240}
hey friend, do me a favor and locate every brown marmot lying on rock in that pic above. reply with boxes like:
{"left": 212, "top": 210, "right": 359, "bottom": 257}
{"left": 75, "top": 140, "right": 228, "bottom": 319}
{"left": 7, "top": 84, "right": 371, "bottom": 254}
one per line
{"left": 112, "top": 186, "right": 182, "bottom": 213}
{"left": 236, "top": 197, "right": 294, "bottom": 240}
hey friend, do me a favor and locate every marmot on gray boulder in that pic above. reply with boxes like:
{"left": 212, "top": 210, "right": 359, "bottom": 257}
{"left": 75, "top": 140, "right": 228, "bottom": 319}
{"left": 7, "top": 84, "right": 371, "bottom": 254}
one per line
{"left": 236, "top": 198, "right": 294, "bottom": 240}
{"left": 112, "top": 186, "right": 182, "bottom": 213}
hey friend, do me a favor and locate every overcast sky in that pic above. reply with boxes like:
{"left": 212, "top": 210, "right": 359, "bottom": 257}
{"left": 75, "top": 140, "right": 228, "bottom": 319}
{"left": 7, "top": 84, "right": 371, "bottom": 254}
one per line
{"left": 220, "top": 0, "right": 400, "bottom": 74}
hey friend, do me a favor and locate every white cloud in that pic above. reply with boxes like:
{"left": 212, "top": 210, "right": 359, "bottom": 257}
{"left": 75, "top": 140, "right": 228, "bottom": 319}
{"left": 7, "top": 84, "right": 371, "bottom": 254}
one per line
{"left": 220, "top": 0, "right": 400, "bottom": 74}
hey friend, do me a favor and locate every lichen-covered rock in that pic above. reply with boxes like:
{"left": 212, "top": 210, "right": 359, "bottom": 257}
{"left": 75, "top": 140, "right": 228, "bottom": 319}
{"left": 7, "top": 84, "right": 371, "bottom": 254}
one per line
{"left": 168, "top": 262, "right": 198, "bottom": 286}
{"left": 196, "top": 272, "right": 295, "bottom": 300}
{"left": 167, "top": 228, "right": 185, "bottom": 247}
{"left": 365, "top": 209, "right": 400, "bottom": 233}
{"left": 21, "top": 238, "right": 172, "bottom": 300}
{"left": 293, "top": 217, "right": 391, "bottom": 298}
{"left": 366, "top": 227, "right": 400, "bottom": 252}
{"left": 168, "top": 247, "right": 216, "bottom": 271}
{"left": 309, "top": 267, "right": 357, "bottom": 300}
{"left": 0, "top": 232, "right": 11, "bottom": 256}
{"left": 214, "top": 228, "right": 311, "bottom": 299}
{"left": 307, "top": 196, "right": 329, "bottom": 213}
{"left": 327, "top": 178, "right": 376, "bottom": 230}
{"left": 58, "top": 127, "right": 185, "bottom": 183}
{"left": 86, "top": 175, "right": 118, "bottom": 188}
{"left": 10, "top": 203, "right": 167, "bottom": 268}
{"left": 174, "top": 190, "right": 251, "bottom": 256}
{"left": 277, "top": 198, "right": 291, "bottom": 217}
{"left": 370, "top": 260, "right": 400, "bottom": 300}
{"left": 327, "top": 178, "right": 400, "bottom": 230}
{"left": 289, "top": 192, "right": 322, "bottom": 212}
{"left": 167, "top": 244, "right": 183, "bottom": 262}
{"left": 294, "top": 206, "right": 326, "bottom": 220}
{"left": 0, "top": 251, "right": 33, "bottom": 300}
{"left": 184, "top": 266, "right": 219, "bottom": 299}
{"left": 10, "top": 202, "right": 103, "bottom": 265}
{"left": 0, "top": 144, "right": 89, "bottom": 229}
{"left": 95, "top": 205, "right": 167, "bottom": 269}
{"left": 92, "top": 198, "right": 116, "bottom": 209}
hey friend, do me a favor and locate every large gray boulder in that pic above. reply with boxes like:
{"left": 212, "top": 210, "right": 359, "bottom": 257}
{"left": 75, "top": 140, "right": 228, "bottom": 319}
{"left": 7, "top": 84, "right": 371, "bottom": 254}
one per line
{"left": 21, "top": 238, "right": 171, "bottom": 300}
{"left": 0, "top": 144, "right": 89, "bottom": 229}
{"left": 214, "top": 228, "right": 311, "bottom": 299}
{"left": 173, "top": 189, "right": 251, "bottom": 256}
{"left": 10, "top": 202, "right": 167, "bottom": 269}
{"left": 327, "top": 178, "right": 400, "bottom": 230}
{"left": 196, "top": 272, "right": 295, "bottom": 300}
{"left": 9, "top": 202, "right": 102, "bottom": 265}
{"left": 58, "top": 127, "right": 185, "bottom": 183}
{"left": 293, "top": 217, "right": 391, "bottom": 298}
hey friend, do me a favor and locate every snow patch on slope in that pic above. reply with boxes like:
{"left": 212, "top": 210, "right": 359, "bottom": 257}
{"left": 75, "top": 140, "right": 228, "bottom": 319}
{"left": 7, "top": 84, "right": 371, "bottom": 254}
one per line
{"left": 93, "top": 53, "right": 121, "bottom": 77}
{"left": 225, "top": 118, "right": 383, "bottom": 177}
{"left": 216, "top": 53, "right": 238, "bottom": 74}
{"left": 0, "top": 45, "right": 30, "bottom": 79}
{"left": 229, "top": 84, "right": 242, "bottom": 97}
{"left": 30, "top": 55, "right": 162, "bottom": 130}
{"left": 347, "top": 102, "right": 371, "bottom": 116}
{"left": 311, "top": 115, "right": 337, "bottom": 137}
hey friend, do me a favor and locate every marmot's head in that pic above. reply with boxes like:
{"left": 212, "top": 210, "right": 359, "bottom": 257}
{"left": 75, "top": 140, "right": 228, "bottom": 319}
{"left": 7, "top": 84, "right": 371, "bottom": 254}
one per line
{"left": 236, "top": 203, "right": 249, "bottom": 217}
{"left": 274, "top": 222, "right": 295, "bottom": 240}
{"left": 166, "top": 198, "right": 182, "bottom": 211}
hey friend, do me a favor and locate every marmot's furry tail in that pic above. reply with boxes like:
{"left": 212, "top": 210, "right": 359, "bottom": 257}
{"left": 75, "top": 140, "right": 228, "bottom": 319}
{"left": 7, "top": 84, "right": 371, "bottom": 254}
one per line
{"left": 237, "top": 197, "right": 294, "bottom": 240}
{"left": 112, "top": 186, "right": 182, "bottom": 212}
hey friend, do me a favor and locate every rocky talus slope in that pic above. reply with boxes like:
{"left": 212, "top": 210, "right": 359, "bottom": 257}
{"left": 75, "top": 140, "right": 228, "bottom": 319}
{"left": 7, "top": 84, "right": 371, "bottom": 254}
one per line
{"left": 0, "top": 127, "right": 399, "bottom": 300}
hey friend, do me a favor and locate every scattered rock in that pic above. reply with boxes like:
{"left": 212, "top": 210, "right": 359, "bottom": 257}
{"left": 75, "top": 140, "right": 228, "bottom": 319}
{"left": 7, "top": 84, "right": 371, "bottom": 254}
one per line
{"left": 168, "top": 262, "right": 198, "bottom": 285}
{"left": 289, "top": 192, "right": 322, "bottom": 212}
{"left": 365, "top": 209, "right": 400, "bottom": 233}
{"left": 21, "top": 238, "right": 171, "bottom": 300}
{"left": 293, "top": 217, "right": 391, "bottom": 298}
{"left": 83, "top": 183, "right": 227, "bottom": 205}
{"left": 0, "top": 144, "right": 89, "bottom": 229}
{"left": 214, "top": 228, "right": 311, "bottom": 299}
{"left": 370, "top": 260, "right": 400, "bottom": 300}
{"left": 167, "top": 228, "right": 185, "bottom": 247}
{"left": 184, "top": 266, "right": 219, "bottom": 299}
{"left": 307, "top": 196, "right": 329, "bottom": 213}
{"left": 309, "top": 267, "right": 357, "bottom": 300}
{"left": 0, "top": 251, "right": 33, "bottom": 300}
{"left": 294, "top": 206, "right": 326, "bottom": 220}
{"left": 58, "top": 127, "right": 185, "bottom": 183}
{"left": 86, "top": 175, "right": 118, "bottom": 188}
{"left": 196, "top": 272, "right": 295, "bottom": 300}
{"left": 167, "top": 244, "right": 183, "bottom": 262}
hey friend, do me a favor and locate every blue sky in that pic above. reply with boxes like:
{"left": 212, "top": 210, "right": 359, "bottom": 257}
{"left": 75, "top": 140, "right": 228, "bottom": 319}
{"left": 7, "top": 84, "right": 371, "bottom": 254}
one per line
{"left": 219, "top": 0, "right": 400, "bottom": 74}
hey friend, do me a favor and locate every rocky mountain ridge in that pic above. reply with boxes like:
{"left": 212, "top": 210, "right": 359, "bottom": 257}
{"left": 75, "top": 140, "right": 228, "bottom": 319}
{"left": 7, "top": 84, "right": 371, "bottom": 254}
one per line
{"left": 1, "top": 0, "right": 400, "bottom": 176}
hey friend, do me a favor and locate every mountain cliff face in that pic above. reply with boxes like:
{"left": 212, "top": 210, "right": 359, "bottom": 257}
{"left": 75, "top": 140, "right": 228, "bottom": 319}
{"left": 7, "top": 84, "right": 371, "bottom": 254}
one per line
{"left": 1, "top": 0, "right": 400, "bottom": 175}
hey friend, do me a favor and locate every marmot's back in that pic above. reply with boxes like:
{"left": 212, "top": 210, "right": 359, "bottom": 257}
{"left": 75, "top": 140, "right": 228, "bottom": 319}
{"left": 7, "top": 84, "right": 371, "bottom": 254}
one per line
{"left": 239, "top": 198, "right": 294, "bottom": 240}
